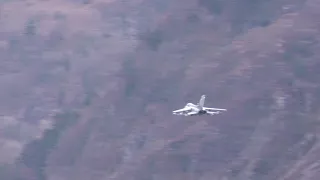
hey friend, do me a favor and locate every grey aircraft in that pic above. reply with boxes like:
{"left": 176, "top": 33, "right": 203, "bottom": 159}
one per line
{"left": 172, "top": 95, "right": 227, "bottom": 116}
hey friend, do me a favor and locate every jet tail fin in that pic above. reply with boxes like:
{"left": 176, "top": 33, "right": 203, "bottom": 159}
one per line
{"left": 198, "top": 95, "right": 206, "bottom": 109}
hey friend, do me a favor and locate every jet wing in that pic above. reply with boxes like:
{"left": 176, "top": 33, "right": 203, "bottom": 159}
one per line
{"left": 173, "top": 106, "right": 194, "bottom": 115}
{"left": 203, "top": 107, "right": 227, "bottom": 111}
{"left": 207, "top": 111, "right": 221, "bottom": 116}
{"left": 172, "top": 107, "right": 192, "bottom": 113}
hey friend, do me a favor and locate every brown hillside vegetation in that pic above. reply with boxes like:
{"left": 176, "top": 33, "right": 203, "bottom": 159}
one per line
{"left": 0, "top": 0, "right": 320, "bottom": 180}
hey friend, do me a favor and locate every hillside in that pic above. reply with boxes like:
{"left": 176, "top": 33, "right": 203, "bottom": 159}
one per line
{"left": 0, "top": 0, "right": 319, "bottom": 180}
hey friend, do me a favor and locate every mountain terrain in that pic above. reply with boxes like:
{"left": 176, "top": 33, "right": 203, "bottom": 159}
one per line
{"left": 0, "top": 0, "right": 320, "bottom": 180}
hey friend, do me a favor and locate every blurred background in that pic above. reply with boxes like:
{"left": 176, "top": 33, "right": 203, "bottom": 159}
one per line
{"left": 0, "top": 0, "right": 319, "bottom": 180}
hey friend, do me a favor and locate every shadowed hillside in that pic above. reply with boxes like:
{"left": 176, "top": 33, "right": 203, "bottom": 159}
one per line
{"left": 0, "top": 0, "right": 320, "bottom": 180}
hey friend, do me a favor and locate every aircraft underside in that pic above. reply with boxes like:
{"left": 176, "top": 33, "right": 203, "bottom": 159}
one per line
{"left": 186, "top": 109, "right": 206, "bottom": 116}
{"left": 198, "top": 110, "right": 207, "bottom": 115}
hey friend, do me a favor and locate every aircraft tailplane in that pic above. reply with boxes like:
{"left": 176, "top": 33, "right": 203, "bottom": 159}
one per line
{"left": 198, "top": 95, "right": 206, "bottom": 109}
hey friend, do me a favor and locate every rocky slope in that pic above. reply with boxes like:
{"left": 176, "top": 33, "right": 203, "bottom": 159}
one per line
{"left": 0, "top": 0, "right": 319, "bottom": 180}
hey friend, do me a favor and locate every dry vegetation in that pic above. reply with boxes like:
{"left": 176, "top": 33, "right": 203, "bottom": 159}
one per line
{"left": 0, "top": 0, "right": 319, "bottom": 180}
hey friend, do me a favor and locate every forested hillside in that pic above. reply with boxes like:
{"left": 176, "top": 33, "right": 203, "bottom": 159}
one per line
{"left": 0, "top": 0, "right": 319, "bottom": 180}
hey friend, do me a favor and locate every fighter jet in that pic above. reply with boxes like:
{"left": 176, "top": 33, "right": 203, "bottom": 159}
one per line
{"left": 172, "top": 95, "right": 227, "bottom": 116}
